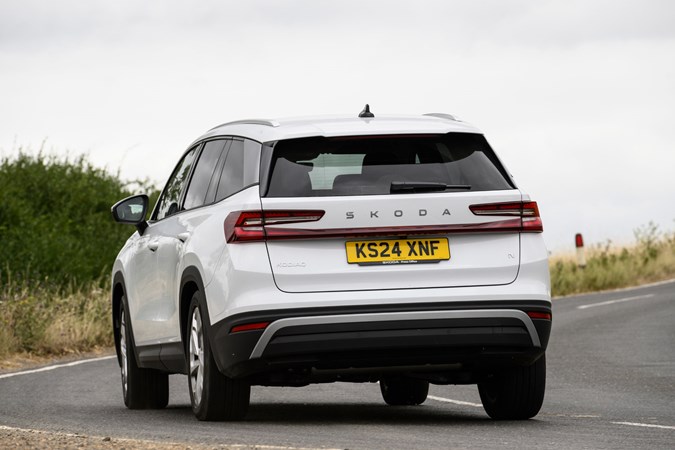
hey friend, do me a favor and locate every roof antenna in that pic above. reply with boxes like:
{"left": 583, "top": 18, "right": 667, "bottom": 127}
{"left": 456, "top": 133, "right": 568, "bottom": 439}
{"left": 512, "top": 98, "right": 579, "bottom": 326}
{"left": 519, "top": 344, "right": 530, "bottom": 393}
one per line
{"left": 358, "top": 104, "right": 374, "bottom": 118}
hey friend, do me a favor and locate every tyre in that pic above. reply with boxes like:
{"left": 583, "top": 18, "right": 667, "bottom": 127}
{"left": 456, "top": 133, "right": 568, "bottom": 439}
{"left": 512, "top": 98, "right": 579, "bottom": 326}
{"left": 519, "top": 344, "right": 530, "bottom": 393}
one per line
{"left": 119, "top": 301, "right": 169, "bottom": 409}
{"left": 380, "top": 377, "right": 429, "bottom": 406}
{"left": 187, "top": 292, "right": 250, "bottom": 421}
{"left": 478, "top": 354, "right": 546, "bottom": 420}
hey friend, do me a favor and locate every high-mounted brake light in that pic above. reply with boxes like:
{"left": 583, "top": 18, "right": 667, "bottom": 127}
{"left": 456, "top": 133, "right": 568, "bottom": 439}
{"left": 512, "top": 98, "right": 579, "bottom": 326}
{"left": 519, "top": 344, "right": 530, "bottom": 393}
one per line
{"left": 469, "top": 201, "right": 543, "bottom": 233}
{"left": 224, "top": 210, "right": 325, "bottom": 243}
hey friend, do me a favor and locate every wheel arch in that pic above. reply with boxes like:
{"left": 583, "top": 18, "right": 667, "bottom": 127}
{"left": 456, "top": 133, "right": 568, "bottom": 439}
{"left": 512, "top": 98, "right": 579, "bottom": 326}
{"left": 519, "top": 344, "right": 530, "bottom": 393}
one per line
{"left": 112, "top": 271, "right": 128, "bottom": 367}
{"left": 180, "top": 267, "right": 209, "bottom": 354}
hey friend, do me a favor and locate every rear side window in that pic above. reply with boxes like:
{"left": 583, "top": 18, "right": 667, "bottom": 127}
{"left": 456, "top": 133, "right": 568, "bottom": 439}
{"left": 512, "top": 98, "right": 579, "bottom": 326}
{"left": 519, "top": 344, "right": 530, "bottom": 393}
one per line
{"left": 214, "top": 138, "right": 260, "bottom": 202}
{"left": 264, "top": 133, "right": 514, "bottom": 197}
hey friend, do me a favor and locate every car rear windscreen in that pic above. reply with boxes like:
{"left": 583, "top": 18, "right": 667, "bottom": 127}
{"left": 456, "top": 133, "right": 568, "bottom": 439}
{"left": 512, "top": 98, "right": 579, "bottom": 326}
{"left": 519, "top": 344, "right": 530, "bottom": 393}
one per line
{"left": 264, "top": 133, "right": 514, "bottom": 197}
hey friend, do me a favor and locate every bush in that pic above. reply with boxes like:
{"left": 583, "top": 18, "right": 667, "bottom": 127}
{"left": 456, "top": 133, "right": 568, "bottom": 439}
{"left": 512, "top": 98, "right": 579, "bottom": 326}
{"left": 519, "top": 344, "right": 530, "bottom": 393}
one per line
{"left": 0, "top": 152, "right": 156, "bottom": 287}
{"left": 0, "top": 151, "right": 160, "bottom": 358}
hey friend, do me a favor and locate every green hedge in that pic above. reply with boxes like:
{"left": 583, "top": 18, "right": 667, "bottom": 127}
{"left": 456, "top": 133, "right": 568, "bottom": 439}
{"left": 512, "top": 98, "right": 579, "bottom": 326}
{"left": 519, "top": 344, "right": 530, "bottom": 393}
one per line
{"left": 0, "top": 152, "right": 157, "bottom": 287}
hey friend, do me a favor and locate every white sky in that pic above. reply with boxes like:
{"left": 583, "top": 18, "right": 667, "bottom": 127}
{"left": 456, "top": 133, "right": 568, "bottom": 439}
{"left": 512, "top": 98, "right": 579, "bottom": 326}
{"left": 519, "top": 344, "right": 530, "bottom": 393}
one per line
{"left": 1, "top": 0, "right": 674, "bottom": 252}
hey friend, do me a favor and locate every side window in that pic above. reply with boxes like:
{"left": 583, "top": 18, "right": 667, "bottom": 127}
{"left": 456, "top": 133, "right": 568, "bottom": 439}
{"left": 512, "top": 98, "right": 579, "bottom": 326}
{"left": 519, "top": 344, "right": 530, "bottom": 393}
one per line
{"left": 183, "top": 140, "right": 228, "bottom": 210}
{"left": 154, "top": 146, "right": 198, "bottom": 221}
{"left": 214, "top": 139, "right": 259, "bottom": 201}
{"left": 243, "top": 139, "right": 261, "bottom": 186}
{"left": 216, "top": 139, "right": 244, "bottom": 201}
{"left": 204, "top": 140, "right": 232, "bottom": 204}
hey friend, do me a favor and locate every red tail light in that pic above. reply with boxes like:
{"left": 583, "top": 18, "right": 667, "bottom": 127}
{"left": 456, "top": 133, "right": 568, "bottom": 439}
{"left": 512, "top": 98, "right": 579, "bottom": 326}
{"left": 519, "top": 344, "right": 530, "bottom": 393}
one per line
{"left": 230, "top": 321, "right": 270, "bottom": 333}
{"left": 224, "top": 210, "right": 325, "bottom": 243}
{"left": 527, "top": 311, "right": 552, "bottom": 320}
{"left": 469, "top": 201, "right": 543, "bottom": 233}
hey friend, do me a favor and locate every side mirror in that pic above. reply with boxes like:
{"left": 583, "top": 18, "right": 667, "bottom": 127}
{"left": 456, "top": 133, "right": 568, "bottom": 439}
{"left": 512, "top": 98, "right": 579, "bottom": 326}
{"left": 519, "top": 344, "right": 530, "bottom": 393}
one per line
{"left": 111, "top": 194, "right": 149, "bottom": 235}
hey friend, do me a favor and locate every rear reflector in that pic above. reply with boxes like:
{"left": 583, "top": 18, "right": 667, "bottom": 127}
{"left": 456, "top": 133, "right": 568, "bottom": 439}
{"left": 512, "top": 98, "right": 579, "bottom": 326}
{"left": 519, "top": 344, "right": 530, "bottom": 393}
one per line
{"left": 527, "top": 311, "right": 552, "bottom": 320}
{"left": 469, "top": 201, "right": 543, "bottom": 232}
{"left": 224, "top": 210, "right": 325, "bottom": 243}
{"left": 230, "top": 322, "right": 271, "bottom": 333}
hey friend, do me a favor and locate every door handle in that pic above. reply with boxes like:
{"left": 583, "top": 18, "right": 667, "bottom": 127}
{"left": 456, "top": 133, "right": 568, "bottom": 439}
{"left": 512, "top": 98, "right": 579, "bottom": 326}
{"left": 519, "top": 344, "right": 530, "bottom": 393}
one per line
{"left": 177, "top": 232, "right": 190, "bottom": 243}
{"left": 148, "top": 241, "right": 159, "bottom": 252}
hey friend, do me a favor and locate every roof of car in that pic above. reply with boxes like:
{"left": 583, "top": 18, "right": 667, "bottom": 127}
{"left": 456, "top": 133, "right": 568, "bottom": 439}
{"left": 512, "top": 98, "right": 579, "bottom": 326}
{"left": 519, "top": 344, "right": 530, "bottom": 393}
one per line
{"left": 194, "top": 113, "right": 482, "bottom": 145}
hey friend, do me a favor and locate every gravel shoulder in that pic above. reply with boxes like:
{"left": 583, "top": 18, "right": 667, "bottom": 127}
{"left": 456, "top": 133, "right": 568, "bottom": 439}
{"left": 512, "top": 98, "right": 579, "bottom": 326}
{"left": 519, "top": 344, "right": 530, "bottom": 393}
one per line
{"left": 0, "top": 425, "right": 316, "bottom": 450}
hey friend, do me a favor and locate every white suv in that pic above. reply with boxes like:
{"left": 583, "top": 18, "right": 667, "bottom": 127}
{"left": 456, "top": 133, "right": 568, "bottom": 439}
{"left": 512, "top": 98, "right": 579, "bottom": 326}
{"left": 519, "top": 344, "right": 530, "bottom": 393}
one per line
{"left": 111, "top": 107, "right": 551, "bottom": 421}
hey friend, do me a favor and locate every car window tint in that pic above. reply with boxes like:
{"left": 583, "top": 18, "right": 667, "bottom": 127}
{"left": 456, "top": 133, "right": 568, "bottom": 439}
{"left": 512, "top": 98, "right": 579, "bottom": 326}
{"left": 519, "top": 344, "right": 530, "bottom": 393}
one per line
{"left": 154, "top": 146, "right": 198, "bottom": 220}
{"left": 204, "top": 140, "right": 231, "bottom": 204}
{"left": 242, "top": 139, "right": 261, "bottom": 187}
{"left": 183, "top": 140, "right": 227, "bottom": 210}
{"left": 265, "top": 133, "right": 514, "bottom": 197}
{"left": 216, "top": 139, "right": 244, "bottom": 201}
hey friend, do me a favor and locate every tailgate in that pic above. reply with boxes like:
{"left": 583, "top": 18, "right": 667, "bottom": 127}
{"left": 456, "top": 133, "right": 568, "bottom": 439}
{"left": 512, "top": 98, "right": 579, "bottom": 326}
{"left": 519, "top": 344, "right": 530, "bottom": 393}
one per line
{"left": 262, "top": 190, "right": 521, "bottom": 293}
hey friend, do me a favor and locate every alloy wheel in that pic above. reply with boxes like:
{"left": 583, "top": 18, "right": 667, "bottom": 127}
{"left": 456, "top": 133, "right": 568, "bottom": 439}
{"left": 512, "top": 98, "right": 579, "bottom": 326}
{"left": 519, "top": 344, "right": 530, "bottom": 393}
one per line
{"left": 189, "top": 308, "right": 205, "bottom": 407}
{"left": 120, "top": 312, "right": 128, "bottom": 397}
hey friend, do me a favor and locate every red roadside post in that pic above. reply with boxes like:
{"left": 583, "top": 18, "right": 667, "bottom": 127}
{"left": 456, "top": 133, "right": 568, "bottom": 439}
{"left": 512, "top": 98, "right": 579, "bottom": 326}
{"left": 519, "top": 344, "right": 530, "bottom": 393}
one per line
{"left": 575, "top": 233, "right": 586, "bottom": 268}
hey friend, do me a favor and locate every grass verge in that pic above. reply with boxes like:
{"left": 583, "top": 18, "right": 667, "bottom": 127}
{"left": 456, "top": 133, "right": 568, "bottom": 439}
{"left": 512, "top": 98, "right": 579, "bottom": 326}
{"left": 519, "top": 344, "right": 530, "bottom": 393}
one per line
{"left": 0, "top": 277, "right": 112, "bottom": 360}
{"left": 549, "top": 222, "right": 675, "bottom": 297}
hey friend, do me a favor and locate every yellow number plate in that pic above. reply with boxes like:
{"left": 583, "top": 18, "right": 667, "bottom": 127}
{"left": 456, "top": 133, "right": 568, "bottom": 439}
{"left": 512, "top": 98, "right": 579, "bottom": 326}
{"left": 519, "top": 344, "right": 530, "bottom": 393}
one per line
{"left": 345, "top": 238, "right": 450, "bottom": 265}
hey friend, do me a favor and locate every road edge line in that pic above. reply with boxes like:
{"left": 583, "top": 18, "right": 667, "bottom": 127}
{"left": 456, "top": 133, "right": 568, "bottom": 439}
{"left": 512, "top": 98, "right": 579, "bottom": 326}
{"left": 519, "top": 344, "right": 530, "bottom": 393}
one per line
{"left": 0, "top": 355, "right": 116, "bottom": 380}
{"left": 577, "top": 294, "right": 655, "bottom": 310}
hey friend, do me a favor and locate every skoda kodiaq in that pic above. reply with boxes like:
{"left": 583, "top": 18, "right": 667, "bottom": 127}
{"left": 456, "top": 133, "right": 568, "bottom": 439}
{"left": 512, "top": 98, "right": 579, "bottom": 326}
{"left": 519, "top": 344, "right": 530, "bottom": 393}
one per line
{"left": 111, "top": 107, "right": 551, "bottom": 421}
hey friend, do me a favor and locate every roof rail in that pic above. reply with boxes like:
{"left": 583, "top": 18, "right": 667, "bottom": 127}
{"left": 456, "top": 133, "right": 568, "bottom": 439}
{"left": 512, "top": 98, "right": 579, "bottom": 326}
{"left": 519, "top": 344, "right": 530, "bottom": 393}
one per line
{"left": 208, "top": 119, "right": 280, "bottom": 131}
{"left": 423, "top": 113, "right": 457, "bottom": 122}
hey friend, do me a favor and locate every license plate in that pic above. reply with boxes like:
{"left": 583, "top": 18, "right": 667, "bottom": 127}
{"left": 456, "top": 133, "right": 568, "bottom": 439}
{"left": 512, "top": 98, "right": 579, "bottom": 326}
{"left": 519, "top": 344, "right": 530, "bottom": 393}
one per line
{"left": 345, "top": 238, "right": 450, "bottom": 265}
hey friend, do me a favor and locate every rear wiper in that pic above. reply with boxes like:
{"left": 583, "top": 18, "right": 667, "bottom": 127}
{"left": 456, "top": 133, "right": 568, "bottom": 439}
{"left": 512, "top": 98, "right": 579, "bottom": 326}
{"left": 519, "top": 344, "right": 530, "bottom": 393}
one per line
{"left": 390, "top": 181, "right": 472, "bottom": 193}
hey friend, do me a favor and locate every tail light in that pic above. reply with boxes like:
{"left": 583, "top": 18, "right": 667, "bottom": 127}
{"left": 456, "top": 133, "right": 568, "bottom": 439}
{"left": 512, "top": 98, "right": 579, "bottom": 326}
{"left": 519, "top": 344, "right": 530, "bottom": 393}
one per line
{"left": 527, "top": 311, "right": 552, "bottom": 320}
{"left": 230, "top": 321, "right": 271, "bottom": 333}
{"left": 224, "top": 210, "right": 325, "bottom": 243}
{"left": 469, "top": 201, "right": 543, "bottom": 232}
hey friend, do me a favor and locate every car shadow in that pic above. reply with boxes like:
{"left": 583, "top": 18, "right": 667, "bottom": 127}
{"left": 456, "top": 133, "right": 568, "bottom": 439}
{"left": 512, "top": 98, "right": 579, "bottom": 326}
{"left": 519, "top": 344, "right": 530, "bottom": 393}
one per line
{"left": 159, "top": 402, "right": 549, "bottom": 427}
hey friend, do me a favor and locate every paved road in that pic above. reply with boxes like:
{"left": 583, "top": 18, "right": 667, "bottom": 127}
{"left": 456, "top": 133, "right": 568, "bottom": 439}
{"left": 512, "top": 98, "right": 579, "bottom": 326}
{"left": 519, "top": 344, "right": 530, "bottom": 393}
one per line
{"left": 1, "top": 281, "right": 674, "bottom": 449}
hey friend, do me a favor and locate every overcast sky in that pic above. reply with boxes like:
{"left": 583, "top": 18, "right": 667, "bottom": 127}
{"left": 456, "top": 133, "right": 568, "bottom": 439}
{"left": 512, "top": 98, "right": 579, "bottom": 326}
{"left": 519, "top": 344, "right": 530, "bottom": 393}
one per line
{"left": 1, "top": 0, "right": 673, "bottom": 252}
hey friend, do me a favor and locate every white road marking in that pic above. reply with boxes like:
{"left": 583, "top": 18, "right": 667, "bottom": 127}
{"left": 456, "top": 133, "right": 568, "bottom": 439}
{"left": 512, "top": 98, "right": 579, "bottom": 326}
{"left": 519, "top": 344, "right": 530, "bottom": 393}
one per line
{"left": 612, "top": 421, "right": 675, "bottom": 431}
{"left": 427, "top": 395, "right": 482, "bottom": 408}
{"left": 0, "top": 355, "right": 116, "bottom": 380}
{"left": 577, "top": 294, "right": 654, "bottom": 310}
{"left": 543, "top": 413, "right": 601, "bottom": 418}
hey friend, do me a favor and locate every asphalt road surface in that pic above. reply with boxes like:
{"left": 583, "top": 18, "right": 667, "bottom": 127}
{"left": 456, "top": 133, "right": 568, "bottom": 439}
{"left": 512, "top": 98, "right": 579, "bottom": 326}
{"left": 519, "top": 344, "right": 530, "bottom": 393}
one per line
{"left": 1, "top": 280, "right": 674, "bottom": 449}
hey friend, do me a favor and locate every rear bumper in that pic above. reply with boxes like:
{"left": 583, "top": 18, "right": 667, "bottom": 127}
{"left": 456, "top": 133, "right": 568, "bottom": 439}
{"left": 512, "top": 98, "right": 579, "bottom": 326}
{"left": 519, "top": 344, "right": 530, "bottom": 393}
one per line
{"left": 209, "top": 300, "right": 551, "bottom": 384}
